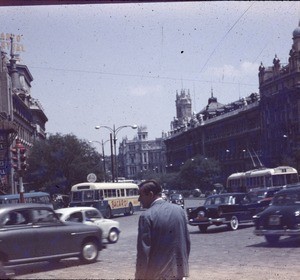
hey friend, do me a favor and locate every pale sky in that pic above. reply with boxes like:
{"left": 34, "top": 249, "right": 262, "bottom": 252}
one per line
{"left": 1, "top": 1, "right": 300, "bottom": 154}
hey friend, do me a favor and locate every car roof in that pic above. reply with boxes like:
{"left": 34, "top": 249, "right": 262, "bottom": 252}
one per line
{"left": 0, "top": 203, "right": 53, "bottom": 214}
{"left": 55, "top": 206, "right": 99, "bottom": 214}
{"left": 207, "top": 193, "right": 244, "bottom": 198}
{"left": 276, "top": 186, "right": 300, "bottom": 195}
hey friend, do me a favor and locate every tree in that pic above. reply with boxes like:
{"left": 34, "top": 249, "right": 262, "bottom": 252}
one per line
{"left": 178, "top": 155, "right": 221, "bottom": 192}
{"left": 24, "top": 133, "right": 103, "bottom": 194}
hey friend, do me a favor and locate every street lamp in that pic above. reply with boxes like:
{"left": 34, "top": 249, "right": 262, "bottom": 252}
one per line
{"left": 89, "top": 140, "right": 110, "bottom": 182}
{"left": 95, "top": 124, "right": 138, "bottom": 182}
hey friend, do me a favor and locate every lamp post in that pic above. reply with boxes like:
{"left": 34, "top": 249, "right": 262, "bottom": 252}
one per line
{"left": 89, "top": 139, "right": 110, "bottom": 182}
{"left": 95, "top": 124, "right": 138, "bottom": 182}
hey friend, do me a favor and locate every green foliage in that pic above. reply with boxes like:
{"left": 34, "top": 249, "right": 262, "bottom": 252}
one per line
{"left": 178, "top": 155, "right": 221, "bottom": 192}
{"left": 24, "top": 133, "right": 103, "bottom": 194}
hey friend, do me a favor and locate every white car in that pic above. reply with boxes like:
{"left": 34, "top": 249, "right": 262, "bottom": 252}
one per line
{"left": 55, "top": 207, "right": 120, "bottom": 244}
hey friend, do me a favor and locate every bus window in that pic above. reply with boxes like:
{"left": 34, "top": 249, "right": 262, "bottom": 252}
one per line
{"left": 83, "top": 190, "right": 94, "bottom": 201}
{"left": 72, "top": 191, "right": 82, "bottom": 202}
{"left": 120, "top": 189, "right": 125, "bottom": 197}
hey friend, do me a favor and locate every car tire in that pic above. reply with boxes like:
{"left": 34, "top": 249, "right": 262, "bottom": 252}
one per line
{"left": 228, "top": 216, "right": 239, "bottom": 230}
{"left": 265, "top": 235, "right": 280, "bottom": 245}
{"left": 80, "top": 241, "right": 99, "bottom": 264}
{"left": 105, "top": 206, "right": 112, "bottom": 219}
{"left": 198, "top": 225, "right": 208, "bottom": 233}
{"left": 124, "top": 203, "right": 134, "bottom": 216}
{"left": 108, "top": 228, "right": 119, "bottom": 244}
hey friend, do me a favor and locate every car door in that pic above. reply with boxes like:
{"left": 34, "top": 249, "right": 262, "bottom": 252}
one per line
{"left": 0, "top": 209, "right": 38, "bottom": 262}
{"left": 31, "top": 208, "right": 81, "bottom": 258}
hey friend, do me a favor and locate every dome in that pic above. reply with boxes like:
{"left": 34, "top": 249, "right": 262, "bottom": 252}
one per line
{"left": 293, "top": 21, "right": 300, "bottom": 38}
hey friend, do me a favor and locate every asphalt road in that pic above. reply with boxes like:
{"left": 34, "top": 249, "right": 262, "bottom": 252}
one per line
{"left": 8, "top": 198, "right": 300, "bottom": 279}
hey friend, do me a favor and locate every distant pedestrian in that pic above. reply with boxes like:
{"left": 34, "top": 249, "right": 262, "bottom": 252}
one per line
{"left": 135, "top": 179, "right": 190, "bottom": 280}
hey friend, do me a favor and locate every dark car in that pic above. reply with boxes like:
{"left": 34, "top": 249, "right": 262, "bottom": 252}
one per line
{"left": 187, "top": 193, "right": 267, "bottom": 233}
{"left": 169, "top": 193, "right": 184, "bottom": 208}
{"left": 253, "top": 186, "right": 300, "bottom": 245}
{"left": 247, "top": 187, "right": 283, "bottom": 205}
{"left": 0, "top": 204, "right": 104, "bottom": 266}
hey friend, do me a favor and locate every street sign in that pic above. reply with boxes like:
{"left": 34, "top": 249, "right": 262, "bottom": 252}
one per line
{"left": 87, "top": 173, "right": 97, "bottom": 183}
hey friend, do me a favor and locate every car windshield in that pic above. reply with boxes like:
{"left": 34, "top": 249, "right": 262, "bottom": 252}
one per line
{"left": 170, "top": 194, "right": 182, "bottom": 200}
{"left": 85, "top": 209, "right": 102, "bottom": 219}
{"left": 272, "top": 192, "right": 300, "bottom": 206}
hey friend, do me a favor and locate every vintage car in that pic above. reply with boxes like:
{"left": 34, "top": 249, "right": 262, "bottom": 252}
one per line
{"left": 187, "top": 193, "right": 267, "bottom": 233}
{"left": 0, "top": 204, "right": 104, "bottom": 266}
{"left": 247, "top": 187, "right": 283, "bottom": 205}
{"left": 253, "top": 186, "right": 300, "bottom": 245}
{"left": 169, "top": 193, "right": 184, "bottom": 208}
{"left": 55, "top": 206, "right": 120, "bottom": 243}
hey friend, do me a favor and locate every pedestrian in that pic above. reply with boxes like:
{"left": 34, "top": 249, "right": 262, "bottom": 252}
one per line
{"left": 135, "top": 179, "right": 190, "bottom": 280}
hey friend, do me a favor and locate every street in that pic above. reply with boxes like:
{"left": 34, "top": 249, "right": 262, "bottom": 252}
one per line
{"left": 9, "top": 198, "right": 300, "bottom": 279}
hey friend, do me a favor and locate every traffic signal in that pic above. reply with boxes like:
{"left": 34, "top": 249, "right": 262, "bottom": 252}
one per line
{"left": 11, "top": 147, "right": 20, "bottom": 171}
{"left": 19, "top": 147, "right": 27, "bottom": 171}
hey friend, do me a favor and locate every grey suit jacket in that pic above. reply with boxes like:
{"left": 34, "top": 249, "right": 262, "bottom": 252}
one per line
{"left": 135, "top": 199, "right": 190, "bottom": 279}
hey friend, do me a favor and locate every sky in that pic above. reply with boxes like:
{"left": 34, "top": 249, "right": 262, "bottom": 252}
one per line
{"left": 1, "top": 1, "right": 300, "bottom": 154}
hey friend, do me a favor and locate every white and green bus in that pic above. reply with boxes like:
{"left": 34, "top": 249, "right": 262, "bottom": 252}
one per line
{"left": 69, "top": 182, "right": 141, "bottom": 218}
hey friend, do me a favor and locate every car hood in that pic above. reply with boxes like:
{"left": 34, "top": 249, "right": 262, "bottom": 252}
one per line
{"left": 258, "top": 205, "right": 300, "bottom": 217}
{"left": 89, "top": 218, "right": 120, "bottom": 227}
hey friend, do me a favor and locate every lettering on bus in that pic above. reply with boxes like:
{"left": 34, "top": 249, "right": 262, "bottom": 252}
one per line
{"left": 111, "top": 199, "right": 128, "bottom": 209}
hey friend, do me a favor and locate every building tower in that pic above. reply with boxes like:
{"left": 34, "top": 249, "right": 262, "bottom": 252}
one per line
{"left": 170, "top": 89, "right": 192, "bottom": 131}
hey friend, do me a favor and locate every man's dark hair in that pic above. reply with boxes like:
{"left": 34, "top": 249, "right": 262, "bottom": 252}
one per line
{"left": 139, "top": 179, "right": 162, "bottom": 196}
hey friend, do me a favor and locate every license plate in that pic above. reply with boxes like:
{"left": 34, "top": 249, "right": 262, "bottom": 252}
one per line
{"left": 269, "top": 215, "right": 280, "bottom": 226}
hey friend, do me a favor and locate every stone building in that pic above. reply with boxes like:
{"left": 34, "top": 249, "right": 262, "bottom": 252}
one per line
{"left": 118, "top": 126, "right": 166, "bottom": 180}
{"left": 0, "top": 35, "right": 47, "bottom": 194}
{"left": 165, "top": 22, "right": 300, "bottom": 184}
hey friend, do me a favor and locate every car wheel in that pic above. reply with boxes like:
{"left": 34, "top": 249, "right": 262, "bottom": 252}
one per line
{"left": 105, "top": 206, "right": 112, "bottom": 219}
{"left": 124, "top": 203, "right": 134, "bottom": 216}
{"left": 265, "top": 235, "right": 280, "bottom": 245}
{"left": 198, "top": 225, "right": 208, "bottom": 233}
{"left": 80, "top": 241, "right": 99, "bottom": 264}
{"left": 228, "top": 216, "right": 239, "bottom": 230}
{"left": 108, "top": 228, "right": 119, "bottom": 244}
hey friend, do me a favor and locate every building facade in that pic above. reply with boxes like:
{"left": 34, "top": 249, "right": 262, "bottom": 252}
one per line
{"left": 118, "top": 126, "right": 166, "bottom": 180}
{"left": 0, "top": 35, "right": 48, "bottom": 194}
{"left": 165, "top": 22, "right": 300, "bottom": 184}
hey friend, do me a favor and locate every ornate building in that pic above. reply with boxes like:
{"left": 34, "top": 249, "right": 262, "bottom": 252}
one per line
{"left": 0, "top": 35, "right": 48, "bottom": 194}
{"left": 118, "top": 126, "right": 166, "bottom": 180}
{"left": 165, "top": 22, "right": 300, "bottom": 184}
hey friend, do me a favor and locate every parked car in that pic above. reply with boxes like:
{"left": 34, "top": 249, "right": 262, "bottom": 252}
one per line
{"left": 0, "top": 204, "right": 104, "bottom": 267}
{"left": 169, "top": 193, "right": 184, "bottom": 208}
{"left": 247, "top": 187, "right": 283, "bottom": 205}
{"left": 55, "top": 207, "right": 120, "bottom": 243}
{"left": 253, "top": 186, "right": 300, "bottom": 245}
{"left": 187, "top": 193, "right": 267, "bottom": 233}
{"left": 161, "top": 192, "right": 168, "bottom": 201}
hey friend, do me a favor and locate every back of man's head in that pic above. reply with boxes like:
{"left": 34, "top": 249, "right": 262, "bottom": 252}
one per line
{"left": 139, "top": 179, "right": 162, "bottom": 196}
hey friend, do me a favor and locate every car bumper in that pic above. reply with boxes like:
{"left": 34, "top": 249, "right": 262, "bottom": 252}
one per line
{"left": 188, "top": 217, "right": 226, "bottom": 226}
{"left": 254, "top": 228, "right": 300, "bottom": 236}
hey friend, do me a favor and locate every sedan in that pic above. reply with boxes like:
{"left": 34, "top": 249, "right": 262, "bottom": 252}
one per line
{"left": 0, "top": 204, "right": 104, "bottom": 266}
{"left": 253, "top": 186, "right": 300, "bottom": 245}
{"left": 169, "top": 193, "right": 184, "bottom": 208}
{"left": 187, "top": 193, "right": 267, "bottom": 233}
{"left": 55, "top": 207, "right": 120, "bottom": 243}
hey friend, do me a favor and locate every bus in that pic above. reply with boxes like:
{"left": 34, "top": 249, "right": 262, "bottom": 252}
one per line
{"left": 69, "top": 182, "right": 141, "bottom": 218}
{"left": 0, "top": 192, "right": 52, "bottom": 206}
{"left": 227, "top": 166, "right": 299, "bottom": 192}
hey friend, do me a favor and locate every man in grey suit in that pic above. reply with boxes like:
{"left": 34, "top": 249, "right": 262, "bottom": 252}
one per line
{"left": 135, "top": 180, "right": 190, "bottom": 280}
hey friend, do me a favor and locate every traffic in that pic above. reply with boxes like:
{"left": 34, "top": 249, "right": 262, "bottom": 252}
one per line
{"left": 1, "top": 169, "right": 300, "bottom": 278}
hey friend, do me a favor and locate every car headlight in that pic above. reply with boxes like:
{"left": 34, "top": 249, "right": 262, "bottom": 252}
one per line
{"left": 197, "top": 211, "right": 205, "bottom": 218}
{"left": 295, "top": 211, "right": 300, "bottom": 217}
